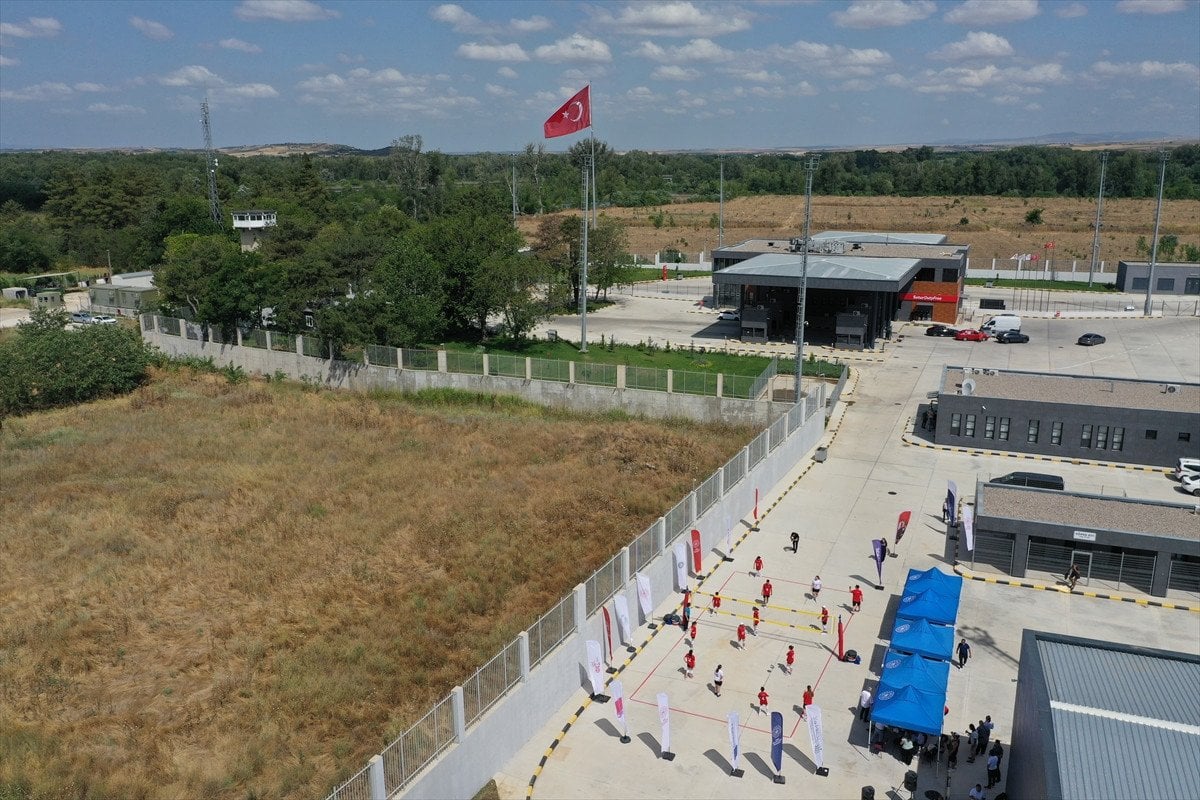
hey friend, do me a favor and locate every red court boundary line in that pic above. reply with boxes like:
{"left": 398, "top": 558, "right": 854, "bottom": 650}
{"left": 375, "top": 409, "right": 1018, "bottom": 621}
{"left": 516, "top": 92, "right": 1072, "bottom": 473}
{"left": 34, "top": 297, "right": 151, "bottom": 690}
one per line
{"left": 788, "top": 610, "right": 860, "bottom": 737}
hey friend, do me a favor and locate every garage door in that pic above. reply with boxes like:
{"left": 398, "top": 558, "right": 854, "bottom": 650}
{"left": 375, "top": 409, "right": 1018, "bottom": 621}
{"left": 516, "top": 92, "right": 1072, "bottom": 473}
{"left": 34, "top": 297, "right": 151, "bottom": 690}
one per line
{"left": 968, "top": 530, "right": 1014, "bottom": 574}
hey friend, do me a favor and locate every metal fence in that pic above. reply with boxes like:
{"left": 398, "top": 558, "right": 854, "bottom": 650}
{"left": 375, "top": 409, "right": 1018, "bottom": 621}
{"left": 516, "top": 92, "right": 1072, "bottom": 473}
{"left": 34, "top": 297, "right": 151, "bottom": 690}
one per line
{"left": 672, "top": 369, "right": 718, "bottom": 397}
{"left": 529, "top": 357, "right": 570, "bottom": 383}
{"left": 380, "top": 696, "right": 456, "bottom": 793}
{"left": 366, "top": 344, "right": 398, "bottom": 367}
{"left": 664, "top": 496, "right": 693, "bottom": 540}
{"left": 626, "top": 365, "right": 668, "bottom": 392}
{"left": 527, "top": 593, "right": 576, "bottom": 668}
{"left": 488, "top": 353, "right": 526, "bottom": 379}
{"left": 748, "top": 356, "right": 778, "bottom": 401}
{"left": 463, "top": 638, "right": 523, "bottom": 727}
{"left": 157, "top": 316, "right": 181, "bottom": 336}
{"left": 723, "top": 451, "right": 746, "bottom": 490}
{"left": 402, "top": 348, "right": 439, "bottom": 371}
{"left": 585, "top": 552, "right": 624, "bottom": 616}
{"left": 445, "top": 351, "right": 485, "bottom": 375}
{"left": 747, "top": 430, "right": 768, "bottom": 469}
{"left": 575, "top": 361, "right": 618, "bottom": 388}
{"left": 303, "top": 335, "right": 331, "bottom": 359}
{"left": 630, "top": 522, "right": 657, "bottom": 572}
{"left": 242, "top": 328, "right": 268, "bottom": 349}
{"left": 768, "top": 415, "right": 787, "bottom": 450}
{"left": 695, "top": 472, "right": 721, "bottom": 517}
{"left": 270, "top": 332, "right": 296, "bottom": 353}
{"left": 326, "top": 763, "right": 373, "bottom": 800}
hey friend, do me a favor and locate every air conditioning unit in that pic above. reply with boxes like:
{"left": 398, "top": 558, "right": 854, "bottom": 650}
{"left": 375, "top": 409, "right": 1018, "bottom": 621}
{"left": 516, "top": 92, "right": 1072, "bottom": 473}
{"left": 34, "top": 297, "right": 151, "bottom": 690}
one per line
{"left": 983, "top": 369, "right": 998, "bottom": 376}
{"left": 1164, "top": 384, "right": 1180, "bottom": 393}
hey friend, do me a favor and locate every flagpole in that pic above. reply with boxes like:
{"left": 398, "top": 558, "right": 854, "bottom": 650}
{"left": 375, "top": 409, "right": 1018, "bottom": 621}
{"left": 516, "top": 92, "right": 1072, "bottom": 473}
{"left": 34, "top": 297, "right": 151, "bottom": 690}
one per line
{"left": 589, "top": 85, "right": 597, "bottom": 229}
{"left": 580, "top": 161, "right": 589, "bottom": 353}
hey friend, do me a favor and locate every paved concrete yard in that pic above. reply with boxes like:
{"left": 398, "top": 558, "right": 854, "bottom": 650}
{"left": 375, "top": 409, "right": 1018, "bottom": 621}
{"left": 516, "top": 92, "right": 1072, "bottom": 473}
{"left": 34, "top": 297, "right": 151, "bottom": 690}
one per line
{"left": 494, "top": 307, "right": 1200, "bottom": 800}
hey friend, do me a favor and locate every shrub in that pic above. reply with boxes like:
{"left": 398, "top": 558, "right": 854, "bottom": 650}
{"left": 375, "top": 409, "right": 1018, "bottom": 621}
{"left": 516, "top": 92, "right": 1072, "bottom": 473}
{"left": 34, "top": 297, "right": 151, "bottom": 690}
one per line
{"left": 0, "top": 307, "right": 150, "bottom": 418}
{"left": 1025, "top": 208, "right": 1043, "bottom": 225}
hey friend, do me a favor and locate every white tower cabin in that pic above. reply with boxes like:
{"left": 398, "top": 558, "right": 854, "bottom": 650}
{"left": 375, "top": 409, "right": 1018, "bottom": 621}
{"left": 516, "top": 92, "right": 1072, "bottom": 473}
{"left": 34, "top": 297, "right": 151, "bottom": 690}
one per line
{"left": 231, "top": 210, "right": 277, "bottom": 252}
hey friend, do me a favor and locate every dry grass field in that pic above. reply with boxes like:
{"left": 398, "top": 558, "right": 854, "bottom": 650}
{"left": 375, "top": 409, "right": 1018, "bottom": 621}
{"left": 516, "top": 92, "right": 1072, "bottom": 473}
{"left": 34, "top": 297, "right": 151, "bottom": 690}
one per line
{"left": 518, "top": 194, "right": 1200, "bottom": 265}
{"left": 0, "top": 369, "right": 754, "bottom": 799}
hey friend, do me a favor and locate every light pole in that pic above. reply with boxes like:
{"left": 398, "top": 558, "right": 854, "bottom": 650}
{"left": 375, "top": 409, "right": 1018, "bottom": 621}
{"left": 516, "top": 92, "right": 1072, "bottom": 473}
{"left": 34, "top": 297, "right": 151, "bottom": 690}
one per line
{"left": 1088, "top": 151, "right": 1107, "bottom": 288}
{"left": 794, "top": 155, "right": 819, "bottom": 401}
{"left": 1143, "top": 150, "right": 1168, "bottom": 317}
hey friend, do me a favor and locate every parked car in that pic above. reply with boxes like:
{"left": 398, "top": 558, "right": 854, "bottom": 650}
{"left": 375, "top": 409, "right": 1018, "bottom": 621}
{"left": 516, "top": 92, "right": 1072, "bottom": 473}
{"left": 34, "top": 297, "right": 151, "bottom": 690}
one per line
{"left": 954, "top": 329, "right": 990, "bottom": 342}
{"left": 1180, "top": 473, "right": 1200, "bottom": 497}
{"left": 925, "top": 324, "right": 959, "bottom": 337}
{"left": 716, "top": 310, "right": 740, "bottom": 321}
{"left": 1077, "top": 333, "right": 1106, "bottom": 346}
{"left": 89, "top": 315, "right": 118, "bottom": 325}
{"left": 1174, "top": 457, "right": 1200, "bottom": 480}
{"left": 995, "top": 330, "right": 1030, "bottom": 344}
{"left": 989, "top": 472, "right": 1065, "bottom": 490}
{"left": 69, "top": 311, "right": 93, "bottom": 324}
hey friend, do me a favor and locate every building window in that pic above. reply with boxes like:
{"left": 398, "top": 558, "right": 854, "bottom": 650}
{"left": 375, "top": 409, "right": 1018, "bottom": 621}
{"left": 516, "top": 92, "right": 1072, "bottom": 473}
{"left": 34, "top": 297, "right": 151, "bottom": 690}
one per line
{"left": 999, "top": 418, "right": 1010, "bottom": 441}
{"left": 951, "top": 413, "right": 962, "bottom": 436}
{"left": 1131, "top": 277, "right": 1149, "bottom": 290}
{"left": 1027, "top": 420, "right": 1040, "bottom": 444}
{"left": 1080, "top": 424, "right": 1092, "bottom": 448}
{"left": 1145, "top": 429, "right": 1157, "bottom": 440}
{"left": 964, "top": 414, "right": 977, "bottom": 437}
{"left": 1112, "top": 427, "right": 1124, "bottom": 451}
{"left": 984, "top": 416, "right": 996, "bottom": 439}
{"left": 1181, "top": 432, "right": 1193, "bottom": 443}
{"left": 942, "top": 268, "right": 960, "bottom": 282}
{"left": 1097, "top": 425, "right": 1109, "bottom": 450}
{"left": 916, "top": 267, "right": 937, "bottom": 281}
{"left": 1051, "top": 421, "right": 1063, "bottom": 445}
{"left": 1156, "top": 277, "right": 1175, "bottom": 291}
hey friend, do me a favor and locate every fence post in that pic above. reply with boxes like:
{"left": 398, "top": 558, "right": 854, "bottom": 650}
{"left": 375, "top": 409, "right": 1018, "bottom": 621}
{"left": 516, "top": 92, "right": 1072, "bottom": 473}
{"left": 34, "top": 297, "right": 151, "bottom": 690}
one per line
{"left": 569, "top": 361, "right": 576, "bottom": 385}
{"left": 619, "top": 546, "right": 630, "bottom": 585}
{"left": 235, "top": 327, "right": 243, "bottom": 346}
{"left": 667, "top": 369, "right": 674, "bottom": 394}
{"left": 368, "top": 754, "right": 386, "bottom": 800}
{"left": 654, "top": 516, "right": 666, "bottom": 554}
{"left": 363, "top": 346, "right": 371, "bottom": 367}
{"left": 437, "top": 350, "right": 448, "bottom": 373}
{"left": 518, "top": 631, "right": 531, "bottom": 682}
{"left": 265, "top": 330, "right": 272, "bottom": 350}
{"left": 689, "top": 489, "right": 697, "bottom": 525}
{"left": 481, "top": 353, "right": 489, "bottom": 375}
{"left": 617, "top": 364, "right": 626, "bottom": 390}
{"left": 716, "top": 372, "right": 724, "bottom": 398}
{"left": 573, "top": 583, "right": 587, "bottom": 633}
{"left": 451, "top": 685, "right": 466, "bottom": 743}
{"left": 295, "top": 334, "right": 303, "bottom": 355}
{"left": 525, "top": 357, "right": 532, "bottom": 381}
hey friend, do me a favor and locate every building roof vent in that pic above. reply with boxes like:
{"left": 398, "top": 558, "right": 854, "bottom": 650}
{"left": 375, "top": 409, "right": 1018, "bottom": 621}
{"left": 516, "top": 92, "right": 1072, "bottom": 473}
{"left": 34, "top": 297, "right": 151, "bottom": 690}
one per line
{"left": 1164, "top": 384, "right": 1180, "bottom": 394}
{"left": 962, "top": 378, "right": 976, "bottom": 396}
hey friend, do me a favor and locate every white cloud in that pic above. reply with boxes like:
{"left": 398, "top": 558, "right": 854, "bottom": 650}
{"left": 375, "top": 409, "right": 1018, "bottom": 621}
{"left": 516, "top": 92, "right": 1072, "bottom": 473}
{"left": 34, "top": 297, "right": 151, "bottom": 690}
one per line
{"left": 0, "top": 16, "right": 62, "bottom": 38}
{"left": 130, "top": 16, "right": 173, "bottom": 41}
{"left": 721, "top": 66, "right": 783, "bottom": 83}
{"left": 73, "top": 82, "right": 107, "bottom": 92}
{"left": 832, "top": 1, "right": 936, "bottom": 29}
{"left": 653, "top": 65, "right": 700, "bottom": 80}
{"left": 298, "top": 73, "right": 346, "bottom": 91}
{"left": 337, "top": 52, "right": 365, "bottom": 64}
{"left": 763, "top": 40, "right": 892, "bottom": 79}
{"left": 534, "top": 34, "right": 612, "bottom": 63}
{"left": 931, "top": 31, "right": 1014, "bottom": 60}
{"left": 891, "top": 62, "right": 1066, "bottom": 93}
{"left": 88, "top": 103, "right": 146, "bottom": 114}
{"left": 510, "top": 15, "right": 551, "bottom": 32}
{"left": 944, "top": 0, "right": 1039, "bottom": 25}
{"left": 429, "top": 3, "right": 487, "bottom": 33}
{"left": 295, "top": 66, "right": 476, "bottom": 119}
{"left": 497, "top": 66, "right": 518, "bottom": 79}
{"left": 220, "top": 38, "right": 262, "bottom": 53}
{"left": 0, "top": 54, "right": 17, "bottom": 66}
{"left": 625, "top": 86, "right": 659, "bottom": 103}
{"left": 234, "top": 1, "right": 339, "bottom": 22}
{"left": 992, "top": 94, "right": 1021, "bottom": 104}
{"left": 485, "top": 83, "right": 515, "bottom": 97}
{"left": 160, "top": 65, "right": 222, "bottom": 87}
{"left": 1055, "top": 2, "right": 1088, "bottom": 18}
{"left": 457, "top": 42, "right": 530, "bottom": 62}
{"left": 632, "top": 38, "right": 733, "bottom": 64}
{"left": 0, "top": 81, "right": 72, "bottom": 101}
{"left": 1092, "top": 60, "right": 1200, "bottom": 82}
{"left": 220, "top": 83, "right": 279, "bottom": 98}
{"left": 592, "top": 2, "right": 751, "bottom": 37}
{"left": 1116, "top": 0, "right": 1186, "bottom": 13}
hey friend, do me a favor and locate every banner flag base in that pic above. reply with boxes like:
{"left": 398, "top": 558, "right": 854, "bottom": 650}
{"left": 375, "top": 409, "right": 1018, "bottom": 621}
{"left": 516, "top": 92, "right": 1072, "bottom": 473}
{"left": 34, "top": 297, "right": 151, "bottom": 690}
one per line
{"left": 730, "top": 768, "right": 745, "bottom": 778}
{"left": 606, "top": 666, "right": 618, "bottom": 674}
{"left": 619, "top": 735, "right": 631, "bottom": 744}
{"left": 591, "top": 694, "right": 610, "bottom": 703}
{"left": 661, "top": 751, "right": 676, "bottom": 761}
{"left": 626, "top": 645, "right": 638, "bottom": 653}
{"left": 816, "top": 767, "right": 830, "bottom": 777}
{"left": 875, "top": 584, "right": 884, "bottom": 591}
{"left": 773, "top": 775, "right": 786, "bottom": 784}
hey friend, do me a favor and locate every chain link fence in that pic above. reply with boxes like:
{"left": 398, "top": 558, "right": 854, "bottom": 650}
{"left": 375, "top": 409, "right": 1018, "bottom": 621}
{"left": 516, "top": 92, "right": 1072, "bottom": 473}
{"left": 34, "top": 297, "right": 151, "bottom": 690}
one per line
{"left": 270, "top": 332, "right": 296, "bottom": 353}
{"left": 242, "top": 328, "right": 268, "bottom": 349}
{"left": 463, "top": 638, "right": 523, "bottom": 726}
{"left": 402, "top": 348, "right": 439, "bottom": 371}
{"left": 303, "top": 335, "right": 331, "bottom": 359}
{"left": 445, "top": 351, "right": 485, "bottom": 375}
{"left": 366, "top": 344, "right": 398, "bottom": 367}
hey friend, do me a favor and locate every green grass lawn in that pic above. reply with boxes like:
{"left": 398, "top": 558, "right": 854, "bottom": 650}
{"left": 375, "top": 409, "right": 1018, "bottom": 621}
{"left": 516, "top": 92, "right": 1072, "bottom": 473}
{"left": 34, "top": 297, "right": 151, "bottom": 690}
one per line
{"left": 965, "top": 277, "right": 1118, "bottom": 292}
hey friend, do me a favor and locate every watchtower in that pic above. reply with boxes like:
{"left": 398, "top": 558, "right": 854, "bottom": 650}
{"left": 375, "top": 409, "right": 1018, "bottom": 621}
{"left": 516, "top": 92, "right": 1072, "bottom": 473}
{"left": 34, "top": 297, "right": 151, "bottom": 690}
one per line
{"left": 231, "top": 210, "right": 277, "bottom": 252}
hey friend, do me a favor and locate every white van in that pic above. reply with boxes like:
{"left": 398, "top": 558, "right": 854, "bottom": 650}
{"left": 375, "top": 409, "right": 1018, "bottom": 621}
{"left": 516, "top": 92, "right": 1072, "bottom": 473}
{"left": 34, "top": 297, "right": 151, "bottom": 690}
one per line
{"left": 980, "top": 314, "right": 1022, "bottom": 335}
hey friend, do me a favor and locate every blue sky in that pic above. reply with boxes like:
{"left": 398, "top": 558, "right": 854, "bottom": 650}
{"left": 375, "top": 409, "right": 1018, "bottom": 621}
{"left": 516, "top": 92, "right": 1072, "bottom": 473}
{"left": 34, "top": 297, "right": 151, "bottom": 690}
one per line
{"left": 1, "top": 0, "right": 1198, "bottom": 152}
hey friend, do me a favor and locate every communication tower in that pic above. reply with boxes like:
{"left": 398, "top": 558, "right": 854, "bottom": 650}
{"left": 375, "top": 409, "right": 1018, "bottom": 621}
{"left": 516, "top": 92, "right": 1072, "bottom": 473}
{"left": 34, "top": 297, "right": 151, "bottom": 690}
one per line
{"left": 201, "top": 98, "right": 222, "bottom": 225}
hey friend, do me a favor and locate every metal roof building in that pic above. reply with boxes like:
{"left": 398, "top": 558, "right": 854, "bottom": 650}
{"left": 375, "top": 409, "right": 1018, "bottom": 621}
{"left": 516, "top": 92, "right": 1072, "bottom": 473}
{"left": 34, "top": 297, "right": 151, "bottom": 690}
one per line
{"left": 1010, "top": 631, "right": 1200, "bottom": 800}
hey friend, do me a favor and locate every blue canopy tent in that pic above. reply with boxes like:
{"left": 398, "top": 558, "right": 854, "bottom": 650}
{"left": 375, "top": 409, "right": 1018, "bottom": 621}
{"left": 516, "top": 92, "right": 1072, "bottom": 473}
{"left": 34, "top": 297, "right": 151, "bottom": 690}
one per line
{"left": 880, "top": 647, "right": 951, "bottom": 691}
{"left": 903, "top": 568, "right": 963, "bottom": 606}
{"left": 869, "top": 683, "right": 947, "bottom": 736}
{"left": 895, "top": 586, "right": 960, "bottom": 626}
{"left": 891, "top": 617, "right": 955, "bottom": 661}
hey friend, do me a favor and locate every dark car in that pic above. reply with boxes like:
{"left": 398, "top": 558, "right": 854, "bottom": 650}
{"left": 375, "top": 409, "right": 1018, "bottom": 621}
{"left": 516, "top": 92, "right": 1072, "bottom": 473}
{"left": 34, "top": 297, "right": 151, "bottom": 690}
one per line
{"left": 989, "top": 472, "right": 1064, "bottom": 490}
{"left": 1077, "top": 333, "right": 1106, "bottom": 346}
{"left": 995, "top": 330, "right": 1030, "bottom": 344}
{"left": 925, "top": 324, "right": 959, "bottom": 337}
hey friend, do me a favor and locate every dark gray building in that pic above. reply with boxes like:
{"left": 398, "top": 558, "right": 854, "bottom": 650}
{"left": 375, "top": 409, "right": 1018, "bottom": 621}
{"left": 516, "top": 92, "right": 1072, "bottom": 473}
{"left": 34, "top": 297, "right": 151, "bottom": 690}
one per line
{"left": 1009, "top": 631, "right": 1200, "bottom": 800}
{"left": 966, "top": 482, "right": 1200, "bottom": 598}
{"left": 933, "top": 366, "right": 1200, "bottom": 468}
{"left": 1116, "top": 260, "right": 1200, "bottom": 295}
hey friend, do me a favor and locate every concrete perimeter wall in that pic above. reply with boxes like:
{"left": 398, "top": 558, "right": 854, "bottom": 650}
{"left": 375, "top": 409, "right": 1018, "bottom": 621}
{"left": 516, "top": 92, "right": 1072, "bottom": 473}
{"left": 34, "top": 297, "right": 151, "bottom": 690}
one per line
{"left": 142, "top": 323, "right": 792, "bottom": 428}
{"left": 401, "top": 386, "right": 827, "bottom": 800}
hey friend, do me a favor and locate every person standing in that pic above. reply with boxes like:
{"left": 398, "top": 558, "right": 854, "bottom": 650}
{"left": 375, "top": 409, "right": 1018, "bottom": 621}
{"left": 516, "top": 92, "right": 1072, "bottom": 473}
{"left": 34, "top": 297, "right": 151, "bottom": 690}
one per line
{"left": 811, "top": 575, "right": 822, "bottom": 601}
{"left": 713, "top": 664, "right": 724, "bottom": 697}
{"left": 850, "top": 584, "right": 864, "bottom": 613}
{"left": 790, "top": 531, "right": 800, "bottom": 553}
{"left": 752, "top": 605, "right": 761, "bottom": 635}
{"left": 689, "top": 621, "right": 698, "bottom": 643}
{"left": 947, "top": 732, "right": 961, "bottom": 770}
{"left": 682, "top": 587, "right": 691, "bottom": 609}
{"left": 968, "top": 783, "right": 986, "bottom": 800}
{"left": 957, "top": 638, "right": 972, "bottom": 669}
{"left": 762, "top": 579, "right": 773, "bottom": 605}
{"left": 753, "top": 555, "right": 763, "bottom": 576}
{"left": 737, "top": 623, "right": 747, "bottom": 649}
{"left": 711, "top": 591, "right": 721, "bottom": 615}
{"left": 986, "top": 751, "right": 1001, "bottom": 789}
{"left": 989, "top": 738, "right": 1004, "bottom": 768}
{"left": 858, "top": 687, "right": 873, "bottom": 722}
{"left": 942, "top": 497, "right": 951, "bottom": 524}
{"left": 785, "top": 645, "right": 795, "bottom": 674}
{"left": 976, "top": 718, "right": 990, "bottom": 757}
{"left": 899, "top": 733, "right": 915, "bottom": 765}
{"left": 880, "top": 538, "right": 889, "bottom": 560}
{"left": 757, "top": 686, "right": 770, "bottom": 714}
{"left": 684, "top": 649, "right": 695, "bottom": 678}
{"left": 681, "top": 603, "right": 691, "bottom": 631}
{"left": 803, "top": 685, "right": 814, "bottom": 709}
{"left": 820, "top": 606, "right": 830, "bottom": 635}
{"left": 966, "top": 724, "right": 978, "bottom": 763}
{"left": 1066, "top": 563, "right": 1081, "bottom": 590}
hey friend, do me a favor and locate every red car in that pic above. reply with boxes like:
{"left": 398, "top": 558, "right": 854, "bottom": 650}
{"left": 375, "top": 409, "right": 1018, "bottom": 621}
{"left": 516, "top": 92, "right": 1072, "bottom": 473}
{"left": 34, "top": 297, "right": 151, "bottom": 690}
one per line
{"left": 954, "top": 329, "right": 989, "bottom": 342}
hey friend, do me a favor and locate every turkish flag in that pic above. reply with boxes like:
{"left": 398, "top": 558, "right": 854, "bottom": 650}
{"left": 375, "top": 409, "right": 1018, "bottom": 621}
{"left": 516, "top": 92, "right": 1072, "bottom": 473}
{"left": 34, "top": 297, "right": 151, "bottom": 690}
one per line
{"left": 544, "top": 85, "right": 591, "bottom": 139}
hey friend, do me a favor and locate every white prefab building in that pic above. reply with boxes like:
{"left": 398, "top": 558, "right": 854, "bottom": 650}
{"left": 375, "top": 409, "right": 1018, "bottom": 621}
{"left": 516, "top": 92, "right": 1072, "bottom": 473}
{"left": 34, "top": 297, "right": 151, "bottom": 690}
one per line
{"left": 231, "top": 210, "right": 277, "bottom": 252}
